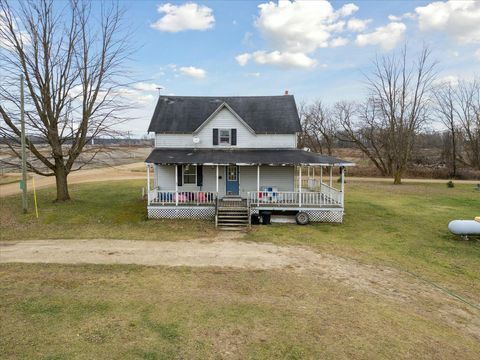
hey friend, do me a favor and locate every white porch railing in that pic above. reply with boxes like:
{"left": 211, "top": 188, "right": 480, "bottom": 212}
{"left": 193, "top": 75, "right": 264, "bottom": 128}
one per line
{"left": 248, "top": 188, "right": 342, "bottom": 207}
{"left": 149, "top": 190, "right": 217, "bottom": 206}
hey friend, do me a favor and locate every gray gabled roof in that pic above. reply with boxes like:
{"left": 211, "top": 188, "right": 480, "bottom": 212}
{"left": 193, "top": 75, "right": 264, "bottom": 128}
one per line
{"left": 145, "top": 148, "right": 354, "bottom": 166}
{"left": 147, "top": 95, "right": 302, "bottom": 134}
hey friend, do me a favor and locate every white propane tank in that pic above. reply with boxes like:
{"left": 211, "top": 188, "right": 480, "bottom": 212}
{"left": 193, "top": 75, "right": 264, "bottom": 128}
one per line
{"left": 448, "top": 220, "right": 480, "bottom": 235}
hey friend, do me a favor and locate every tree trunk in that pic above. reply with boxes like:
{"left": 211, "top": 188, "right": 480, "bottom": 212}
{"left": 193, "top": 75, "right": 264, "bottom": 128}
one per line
{"left": 54, "top": 163, "right": 70, "bottom": 202}
{"left": 451, "top": 128, "right": 457, "bottom": 178}
{"left": 393, "top": 170, "right": 403, "bottom": 185}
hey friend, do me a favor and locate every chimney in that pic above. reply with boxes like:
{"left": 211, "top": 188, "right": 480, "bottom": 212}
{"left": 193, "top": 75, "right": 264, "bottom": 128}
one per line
{"left": 284, "top": 90, "right": 289, "bottom": 95}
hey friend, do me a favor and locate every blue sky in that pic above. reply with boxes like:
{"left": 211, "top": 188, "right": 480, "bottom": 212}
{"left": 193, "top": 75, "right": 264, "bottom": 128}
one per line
{"left": 11, "top": 0, "right": 480, "bottom": 135}
{"left": 118, "top": 0, "right": 479, "bottom": 135}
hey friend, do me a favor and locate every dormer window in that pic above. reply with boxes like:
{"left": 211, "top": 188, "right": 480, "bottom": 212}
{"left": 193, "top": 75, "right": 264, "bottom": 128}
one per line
{"left": 219, "top": 129, "right": 231, "bottom": 145}
{"left": 213, "top": 128, "right": 237, "bottom": 146}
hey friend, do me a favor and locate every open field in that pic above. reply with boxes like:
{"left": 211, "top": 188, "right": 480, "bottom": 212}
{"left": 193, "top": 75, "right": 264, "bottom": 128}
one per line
{"left": 1, "top": 179, "right": 479, "bottom": 358}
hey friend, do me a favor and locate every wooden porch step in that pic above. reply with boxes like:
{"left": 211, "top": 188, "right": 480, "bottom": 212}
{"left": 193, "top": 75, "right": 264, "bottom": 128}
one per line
{"left": 218, "top": 215, "right": 249, "bottom": 219}
{"left": 217, "top": 222, "right": 249, "bottom": 226}
{"left": 216, "top": 199, "right": 249, "bottom": 229}
{"left": 217, "top": 227, "right": 247, "bottom": 231}
{"left": 218, "top": 219, "right": 249, "bottom": 224}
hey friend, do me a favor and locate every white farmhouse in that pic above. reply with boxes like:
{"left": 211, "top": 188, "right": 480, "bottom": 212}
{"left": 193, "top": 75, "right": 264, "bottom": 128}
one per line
{"left": 145, "top": 94, "right": 353, "bottom": 228}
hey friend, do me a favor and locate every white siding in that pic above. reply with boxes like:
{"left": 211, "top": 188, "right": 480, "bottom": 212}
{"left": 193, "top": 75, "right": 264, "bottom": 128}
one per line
{"left": 239, "top": 165, "right": 294, "bottom": 197}
{"left": 154, "top": 164, "right": 294, "bottom": 197}
{"left": 155, "top": 164, "right": 226, "bottom": 195}
{"left": 154, "top": 108, "right": 297, "bottom": 148}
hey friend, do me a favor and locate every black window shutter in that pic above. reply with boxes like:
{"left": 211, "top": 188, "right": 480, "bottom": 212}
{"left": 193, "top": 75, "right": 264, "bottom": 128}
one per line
{"left": 231, "top": 129, "right": 237, "bottom": 145}
{"left": 177, "top": 165, "right": 183, "bottom": 186}
{"left": 196, "top": 165, "right": 203, "bottom": 186}
{"left": 213, "top": 129, "right": 218, "bottom": 145}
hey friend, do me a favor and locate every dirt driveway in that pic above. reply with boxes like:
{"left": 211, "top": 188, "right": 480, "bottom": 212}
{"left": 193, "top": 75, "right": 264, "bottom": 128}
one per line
{"left": 1, "top": 236, "right": 479, "bottom": 339}
{"left": 0, "top": 162, "right": 145, "bottom": 197}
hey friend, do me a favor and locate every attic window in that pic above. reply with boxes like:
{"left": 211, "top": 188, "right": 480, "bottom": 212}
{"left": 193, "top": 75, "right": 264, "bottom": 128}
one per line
{"left": 219, "top": 129, "right": 230, "bottom": 145}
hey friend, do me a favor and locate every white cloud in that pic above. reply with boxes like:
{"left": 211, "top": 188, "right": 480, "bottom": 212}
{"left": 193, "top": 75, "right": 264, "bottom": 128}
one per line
{"left": 115, "top": 88, "right": 156, "bottom": 103}
{"left": 255, "top": 0, "right": 360, "bottom": 53}
{"left": 337, "top": 3, "right": 359, "bottom": 17}
{"left": 329, "top": 37, "right": 349, "bottom": 47}
{"left": 133, "top": 82, "right": 163, "bottom": 92}
{"left": 235, "top": 53, "right": 252, "bottom": 66}
{"left": 151, "top": 3, "right": 214, "bottom": 32}
{"left": 236, "top": 50, "right": 316, "bottom": 68}
{"left": 179, "top": 66, "right": 206, "bottom": 78}
{"left": 388, "top": 12, "right": 416, "bottom": 22}
{"left": 355, "top": 22, "right": 406, "bottom": 50}
{"left": 415, "top": 1, "right": 480, "bottom": 43}
{"left": 434, "top": 75, "right": 459, "bottom": 86}
{"left": 347, "top": 18, "right": 371, "bottom": 32}
{"left": 246, "top": 72, "right": 261, "bottom": 77}
{"left": 0, "top": 10, "right": 30, "bottom": 49}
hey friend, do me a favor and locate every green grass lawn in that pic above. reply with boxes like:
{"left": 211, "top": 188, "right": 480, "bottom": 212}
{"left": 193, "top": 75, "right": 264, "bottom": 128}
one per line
{"left": 1, "top": 179, "right": 479, "bottom": 359}
{"left": 2, "top": 179, "right": 478, "bottom": 297}
{"left": 247, "top": 181, "right": 480, "bottom": 300}
{"left": 1, "top": 263, "right": 479, "bottom": 360}
{"left": 0, "top": 179, "right": 218, "bottom": 241}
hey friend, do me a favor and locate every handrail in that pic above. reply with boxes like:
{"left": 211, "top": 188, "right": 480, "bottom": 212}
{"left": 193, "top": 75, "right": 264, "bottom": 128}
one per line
{"left": 149, "top": 190, "right": 217, "bottom": 206}
{"left": 247, "top": 189, "right": 342, "bottom": 207}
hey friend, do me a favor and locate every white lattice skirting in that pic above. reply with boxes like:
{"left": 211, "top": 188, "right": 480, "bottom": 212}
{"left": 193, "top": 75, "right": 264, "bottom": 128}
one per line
{"left": 305, "top": 209, "right": 343, "bottom": 223}
{"left": 250, "top": 208, "right": 344, "bottom": 223}
{"left": 148, "top": 206, "right": 215, "bottom": 219}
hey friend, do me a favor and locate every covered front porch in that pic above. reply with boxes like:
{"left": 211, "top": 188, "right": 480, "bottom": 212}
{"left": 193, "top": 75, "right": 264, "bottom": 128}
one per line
{"left": 144, "top": 148, "right": 353, "bottom": 223}
{"left": 146, "top": 164, "right": 345, "bottom": 209}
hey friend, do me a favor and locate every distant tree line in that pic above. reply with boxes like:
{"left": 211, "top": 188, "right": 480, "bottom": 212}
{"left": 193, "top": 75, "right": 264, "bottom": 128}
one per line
{"left": 299, "top": 46, "right": 479, "bottom": 184}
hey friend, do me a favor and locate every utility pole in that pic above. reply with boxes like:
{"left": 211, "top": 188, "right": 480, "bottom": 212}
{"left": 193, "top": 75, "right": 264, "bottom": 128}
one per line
{"left": 20, "top": 74, "right": 28, "bottom": 213}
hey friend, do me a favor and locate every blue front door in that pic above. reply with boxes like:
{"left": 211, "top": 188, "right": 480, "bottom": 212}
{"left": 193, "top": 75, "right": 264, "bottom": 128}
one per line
{"left": 226, "top": 165, "right": 239, "bottom": 195}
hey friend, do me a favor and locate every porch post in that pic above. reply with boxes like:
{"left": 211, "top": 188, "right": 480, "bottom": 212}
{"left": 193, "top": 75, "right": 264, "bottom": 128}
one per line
{"left": 216, "top": 165, "right": 219, "bottom": 193}
{"left": 175, "top": 164, "right": 178, "bottom": 206}
{"left": 329, "top": 166, "right": 333, "bottom": 187}
{"left": 340, "top": 166, "right": 345, "bottom": 207}
{"left": 257, "top": 165, "right": 260, "bottom": 204}
{"left": 146, "top": 164, "right": 150, "bottom": 204}
{"left": 320, "top": 166, "right": 323, "bottom": 184}
{"left": 298, "top": 165, "right": 302, "bottom": 207}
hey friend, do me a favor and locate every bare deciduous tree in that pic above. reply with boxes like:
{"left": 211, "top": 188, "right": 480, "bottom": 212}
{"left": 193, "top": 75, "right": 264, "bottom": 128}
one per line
{"left": 336, "top": 99, "right": 393, "bottom": 177}
{"left": 434, "top": 82, "right": 459, "bottom": 177}
{"left": 338, "top": 46, "right": 437, "bottom": 184}
{"left": 434, "top": 78, "right": 480, "bottom": 172}
{"left": 300, "top": 100, "right": 336, "bottom": 155}
{"left": 0, "top": 0, "right": 132, "bottom": 201}
{"left": 456, "top": 79, "right": 480, "bottom": 170}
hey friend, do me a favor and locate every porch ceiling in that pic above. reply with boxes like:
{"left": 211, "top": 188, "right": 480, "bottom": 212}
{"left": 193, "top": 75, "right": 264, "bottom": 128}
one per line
{"left": 145, "top": 148, "right": 354, "bottom": 166}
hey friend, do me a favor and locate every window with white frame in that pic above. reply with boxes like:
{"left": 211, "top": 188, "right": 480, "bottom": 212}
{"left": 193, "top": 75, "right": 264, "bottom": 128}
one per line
{"left": 219, "top": 129, "right": 230, "bottom": 145}
{"left": 183, "top": 165, "right": 197, "bottom": 184}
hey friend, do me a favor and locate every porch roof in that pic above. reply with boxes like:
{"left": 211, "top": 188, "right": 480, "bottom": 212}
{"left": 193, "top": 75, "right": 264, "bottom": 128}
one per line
{"left": 145, "top": 148, "right": 354, "bottom": 166}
